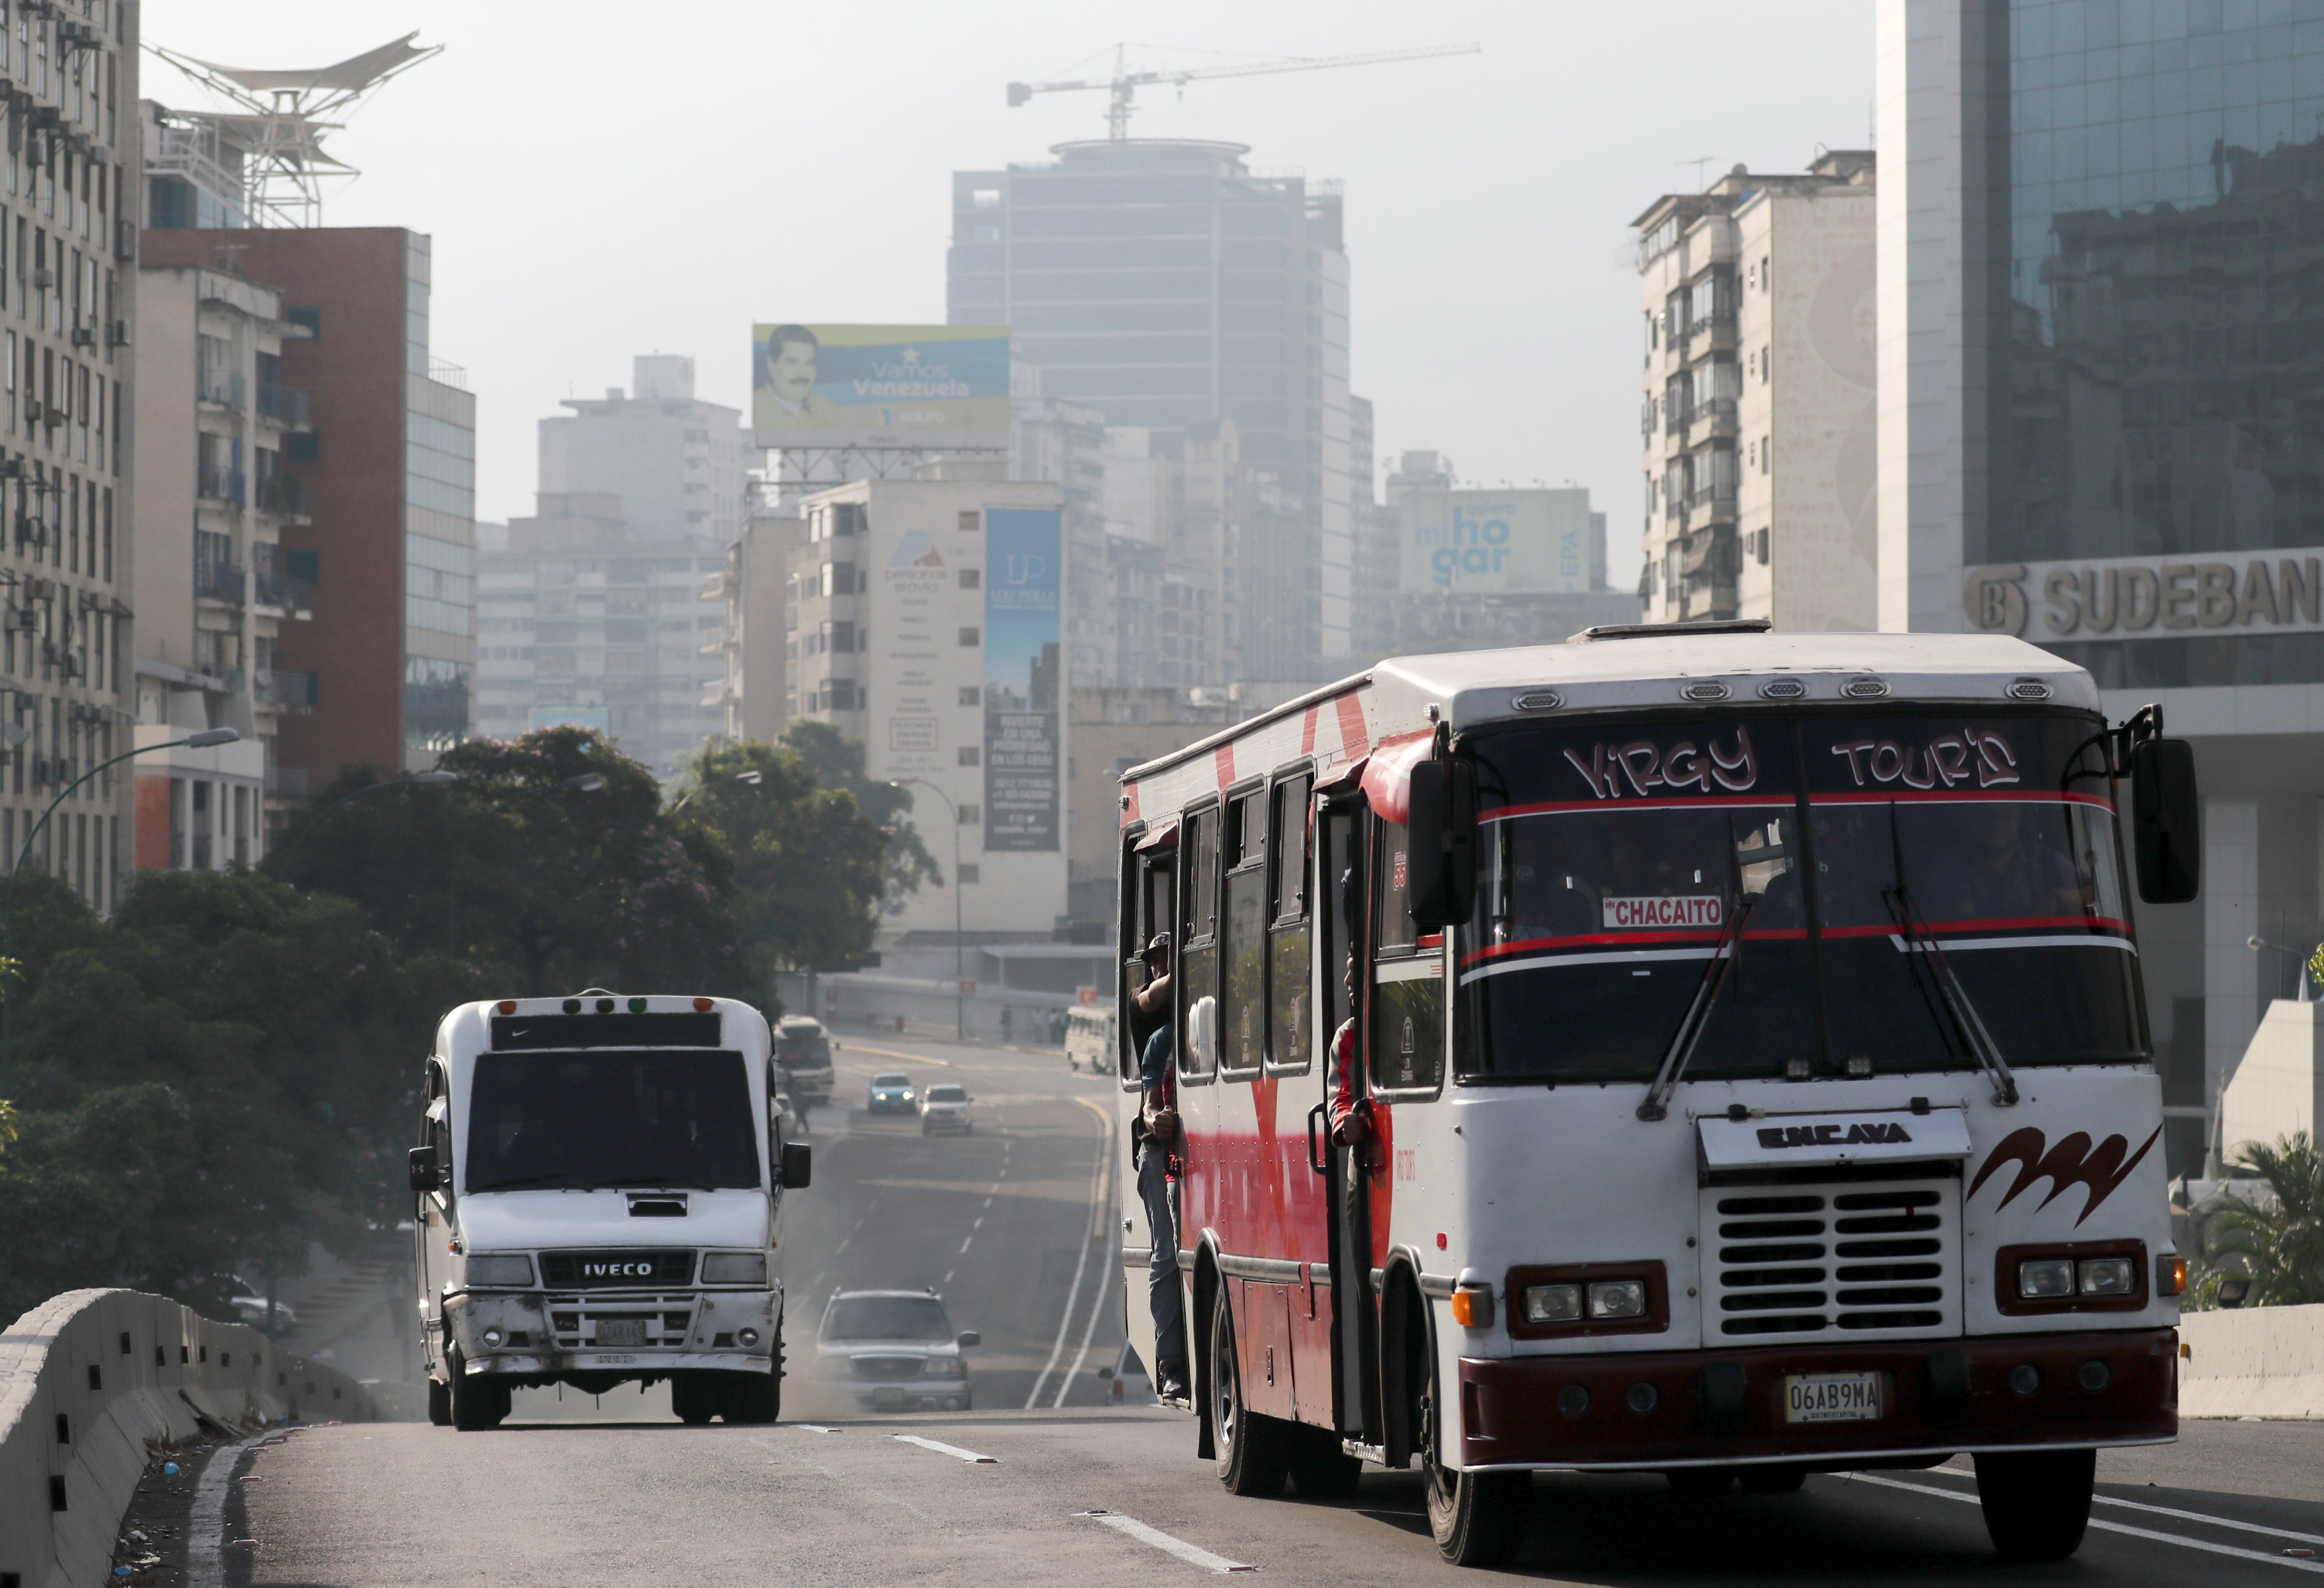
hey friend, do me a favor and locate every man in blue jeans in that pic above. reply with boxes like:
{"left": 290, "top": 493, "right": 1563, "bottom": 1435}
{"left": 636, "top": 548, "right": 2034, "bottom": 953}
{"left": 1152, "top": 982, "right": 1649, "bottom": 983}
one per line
{"left": 1131, "top": 932, "right": 1189, "bottom": 1400}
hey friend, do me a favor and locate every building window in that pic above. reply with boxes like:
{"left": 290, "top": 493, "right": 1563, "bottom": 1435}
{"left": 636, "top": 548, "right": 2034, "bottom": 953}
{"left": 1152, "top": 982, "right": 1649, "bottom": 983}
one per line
{"left": 1760, "top": 436, "right": 1771, "bottom": 476}
{"left": 288, "top": 308, "right": 321, "bottom": 339}
{"left": 959, "top": 685, "right": 981, "bottom": 706}
{"left": 957, "top": 806, "right": 979, "bottom": 825}
{"left": 958, "top": 627, "right": 980, "bottom": 646}
{"left": 957, "top": 747, "right": 979, "bottom": 766}
{"left": 1760, "top": 345, "right": 1771, "bottom": 385}
{"left": 957, "top": 511, "right": 980, "bottom": 533}
{"left": 958, "top": 569, "right": 980, "bottom": 589}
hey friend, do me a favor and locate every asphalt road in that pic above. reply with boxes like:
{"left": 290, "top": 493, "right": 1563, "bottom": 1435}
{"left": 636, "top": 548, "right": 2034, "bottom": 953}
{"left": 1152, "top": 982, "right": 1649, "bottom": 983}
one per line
{"left": 222, "top": 1030, "right": 2324, "bottom": 1586}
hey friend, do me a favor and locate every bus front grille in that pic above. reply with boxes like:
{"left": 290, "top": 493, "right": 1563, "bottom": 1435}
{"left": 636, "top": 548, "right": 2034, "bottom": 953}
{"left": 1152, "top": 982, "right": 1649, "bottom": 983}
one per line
{"left": 1698, "top": 1181, "right": 1960, "bottom": 1342}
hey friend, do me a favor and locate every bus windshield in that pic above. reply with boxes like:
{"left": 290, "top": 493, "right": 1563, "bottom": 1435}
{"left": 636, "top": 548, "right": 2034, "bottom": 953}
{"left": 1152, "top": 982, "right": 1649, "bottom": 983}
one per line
{"left": 464, "top": 1049, "right": 763, "bottom": 1192}
{"left": 1457, "top": 713, "right": 2144, "bottom": 1083}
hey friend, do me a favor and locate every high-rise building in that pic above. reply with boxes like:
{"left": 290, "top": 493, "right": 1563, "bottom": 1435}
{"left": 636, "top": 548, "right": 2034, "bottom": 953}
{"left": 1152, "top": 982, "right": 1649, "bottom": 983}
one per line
{"left": 0, "top": 5, "right": 142, "bottom": 910}
{"left": 707, "top": 490, "right": 796, "bottom": 749}
{"left": 140, "top": 225, "right": 477, "bottom": 780}
{"left": 1879, "top": 0, "right": 2324, "bottom": 1173}
{"left": 131, "top": 261, "right": 311, "bottom": 869}
{"left": 948, "top": 139, "right": 1353, "bottom": 677}
{"left": 1636, "top": 151, "right": 1878, "bottom": 629}
{"left": 539, "top": 355, "right": 748, "bottom": 545}
{"left": 1349, "top": 395, "right": 1398, "bottom": 662}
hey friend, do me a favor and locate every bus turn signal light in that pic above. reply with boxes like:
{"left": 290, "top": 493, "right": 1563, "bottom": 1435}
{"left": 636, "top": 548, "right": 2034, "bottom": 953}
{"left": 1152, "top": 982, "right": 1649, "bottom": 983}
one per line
{"left": 1451, "top": 1288, "right": 1492, "bottom": 1328}
{"left": 2159, "top": 1253, "right": 2187, "bottom": 1296}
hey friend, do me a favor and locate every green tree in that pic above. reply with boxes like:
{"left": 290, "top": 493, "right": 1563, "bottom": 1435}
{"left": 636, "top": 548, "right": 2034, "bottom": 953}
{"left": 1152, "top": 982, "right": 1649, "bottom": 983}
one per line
{"left": 268, "top": 727, "right": 749, "bottom": 998}
{"left": 2199, "top": 1130, "right": 2324, "bottom": 1306}
{"left": 780, "top": 719, "right": 942, "bottom": 912}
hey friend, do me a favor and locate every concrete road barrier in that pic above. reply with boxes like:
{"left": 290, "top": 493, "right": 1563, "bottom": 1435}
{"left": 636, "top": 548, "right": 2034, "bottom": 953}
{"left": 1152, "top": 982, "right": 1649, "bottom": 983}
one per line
{"left": 0, "top": 1288, "right": 391, "bottom": 1588}
{"left": 2179, "top": 1301, "right": 2324, "bottom": 1419}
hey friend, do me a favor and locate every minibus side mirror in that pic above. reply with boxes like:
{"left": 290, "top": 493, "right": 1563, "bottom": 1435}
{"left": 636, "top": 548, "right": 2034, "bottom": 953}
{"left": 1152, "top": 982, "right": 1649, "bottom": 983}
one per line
{"left": 2129, "top": 737, "right": 2200, "bottom": 904}
{"left": 407, "top": 1145, "right": 441, "bottom": 1194}
{"left": 1408, "top": 759, "right": 1477, "bottom": 931}
{"left": 781, "top": 1141, "right": 813, "bottom": 1190}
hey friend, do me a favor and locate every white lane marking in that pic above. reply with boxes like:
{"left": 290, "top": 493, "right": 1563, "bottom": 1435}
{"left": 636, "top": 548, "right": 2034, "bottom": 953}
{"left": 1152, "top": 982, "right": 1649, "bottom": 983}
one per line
{"left": 189, "top": 1431, "right": 276, "bottom": 1588}
{"left": 789, "top": 1423, "right": 843, "bottom": 1434}
{"left": 894, "top": 1434, "right": 997, "bottom": 1464}
{"left": 959, "top": 1234, "right": 975, "bottom": 1254}
{"left": 1024, "top": 1097, "right": 1111, "bottom": 1409}
{"left": 983, "top": 1195, "right": 994, "bottom": 1208}
{"left": 1053, "top": 1096, "right": 1120, "bottom": 1407}
{"left": 1850, "top": 1474, "right": 2324, "bottom": 1575}
{"left": 972, "top": 1215, "right": 984, "bottom": 1230}
{"left": 1076, "top": 1511, "right": 1256, "bottom": 1573}
{"left": 2090, "top": 1492, "right": 2324, "bottom": 1548}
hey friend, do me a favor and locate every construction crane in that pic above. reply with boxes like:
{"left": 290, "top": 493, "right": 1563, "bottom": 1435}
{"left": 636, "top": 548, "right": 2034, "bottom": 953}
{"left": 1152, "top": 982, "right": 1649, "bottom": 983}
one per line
{"left": 1008, "top": 43, "right": 1480, "bottom": 141}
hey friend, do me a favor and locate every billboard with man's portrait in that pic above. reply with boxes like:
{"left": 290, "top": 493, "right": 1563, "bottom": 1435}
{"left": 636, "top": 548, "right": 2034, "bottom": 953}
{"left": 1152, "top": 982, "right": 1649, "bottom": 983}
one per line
{"left": 750, "top": 323, "right": 1010, "bottom": 449}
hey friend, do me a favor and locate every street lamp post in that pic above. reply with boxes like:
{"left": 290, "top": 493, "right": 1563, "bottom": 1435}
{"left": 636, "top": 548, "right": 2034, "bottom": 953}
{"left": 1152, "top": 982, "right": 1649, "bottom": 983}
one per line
{"left": 273, "top": 768, "right": 462, "bottom": 878}
{"left": 890, "top": 777, "right": 963, "bottom": 1042}
{"left": 1, "top": 726, "right": 241, "bottom": 1065}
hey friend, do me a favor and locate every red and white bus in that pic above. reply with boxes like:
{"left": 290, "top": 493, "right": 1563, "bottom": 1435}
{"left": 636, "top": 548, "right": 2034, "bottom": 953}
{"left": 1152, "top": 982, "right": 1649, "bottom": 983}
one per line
{"left": 1111, "top": 623, "right": 2198, "bottom": 1567}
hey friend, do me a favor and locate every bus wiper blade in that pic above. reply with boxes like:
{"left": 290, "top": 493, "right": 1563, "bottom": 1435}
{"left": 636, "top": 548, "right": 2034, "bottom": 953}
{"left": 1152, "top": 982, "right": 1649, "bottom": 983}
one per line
{"left": 1637, "top": 893, "right": 1758, "bottom": 1122}
{"left": 469, "top": 1172, "right": 586, "bottom": 1191}
{"left": 1882, "top": 802, "right": 2019, "bottom": 1106}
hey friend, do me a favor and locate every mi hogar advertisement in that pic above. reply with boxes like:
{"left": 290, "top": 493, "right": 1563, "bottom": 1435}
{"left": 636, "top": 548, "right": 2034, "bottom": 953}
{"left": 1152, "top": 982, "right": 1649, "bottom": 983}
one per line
{"left": 751, "top": 324, "right": 1010, "bottom": 448}
{"left": 983, "top": 509, "right": 1060, "bottom": 853}
{"left": 1398, "top": 489, "right": 1593, "bottom": 595}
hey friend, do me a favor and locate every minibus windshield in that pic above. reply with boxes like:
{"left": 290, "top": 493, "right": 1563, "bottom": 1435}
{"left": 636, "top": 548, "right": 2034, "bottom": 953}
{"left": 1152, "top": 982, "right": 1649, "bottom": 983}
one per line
{"left": 465, "top": 1049, "right": 762, "bottom": 1191}
{"left": 1457, "top": 713, "right": 2144, "bottom": 1083}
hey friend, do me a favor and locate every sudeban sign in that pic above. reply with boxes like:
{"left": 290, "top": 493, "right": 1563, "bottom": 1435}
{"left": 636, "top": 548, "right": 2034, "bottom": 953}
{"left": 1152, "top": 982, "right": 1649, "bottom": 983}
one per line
{"left": 1964, "top": 549, "right": 2324, "bottom": 642}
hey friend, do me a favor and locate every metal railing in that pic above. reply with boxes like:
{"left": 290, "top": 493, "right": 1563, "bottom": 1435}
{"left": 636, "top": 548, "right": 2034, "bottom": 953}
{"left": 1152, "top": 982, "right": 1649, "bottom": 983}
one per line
{"left": 195, "top": 561, "right": 245, "bottom": 604}
{"left": 253, "top": 570, "right": 313, "bottom": 612}
{"left": 256, "top": 669, "right": 318, "bottom": 710}
{"left": 198, "top": 365, "right": 242, "bottom": 406}
{"left": 256, "top": 474, "right": 308, "bottom": 518}
{"left": 197, "top": 466, "right": 244, "bottom": 505}
{"left": 256, "top": 380, "right": 309, "bottom": 426}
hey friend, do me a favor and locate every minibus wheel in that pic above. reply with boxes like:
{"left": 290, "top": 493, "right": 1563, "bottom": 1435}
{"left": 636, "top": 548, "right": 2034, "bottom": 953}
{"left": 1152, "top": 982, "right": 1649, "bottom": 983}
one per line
{"left": 671, "top": 1372, "right": 719, "bottom": 1425}
{"left": 426, "top": 1377, "right": 451, "bottom": 1427}
{"left": 1418, "top": 1356, "right": 1525, "bottom": 1565}
{"left": 447, "top": 1353, "right": 509, "bottom": 1431}
{"left": 1209, "top": 1285, "right": 1291, "bottom": 1496}
{"left": 726, "top": 1370, "right": 780, "bottom": 1424}
{"left": 1974, "top": 1448, "right": 2096, "bottom": 1561}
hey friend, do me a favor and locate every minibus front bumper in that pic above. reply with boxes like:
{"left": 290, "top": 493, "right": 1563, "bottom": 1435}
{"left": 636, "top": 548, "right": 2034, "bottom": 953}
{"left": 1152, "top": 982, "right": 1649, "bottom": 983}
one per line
{"left": 443, "top": 1288, "right": 781, "bottom": 1375}
{"left": 1455, "top": 1327, "right": 2175, "bottom": 1471}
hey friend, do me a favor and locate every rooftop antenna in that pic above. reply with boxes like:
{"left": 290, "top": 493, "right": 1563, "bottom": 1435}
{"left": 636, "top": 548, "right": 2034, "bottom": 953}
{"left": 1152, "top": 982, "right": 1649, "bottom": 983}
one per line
{"left": 145, "top": 33, "right": 444, "bottom": 227}
{"left": 1009, "top": 42, "right": 1479, "bottom": 141}
{"left": 1678, "top": 155, "right": 1720, "bottom": 188}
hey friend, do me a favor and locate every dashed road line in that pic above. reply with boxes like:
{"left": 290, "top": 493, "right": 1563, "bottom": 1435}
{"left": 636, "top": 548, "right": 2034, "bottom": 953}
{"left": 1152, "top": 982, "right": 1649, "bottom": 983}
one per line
{"left": 1850, "top": 1474, "right": 2324, "bottom": 1575}
{"left": 894, "top": 1434, "right": 997, "bottom": 1464}
{"left": 1076, "top": 1511, "right": 1256, "bottom": 1574}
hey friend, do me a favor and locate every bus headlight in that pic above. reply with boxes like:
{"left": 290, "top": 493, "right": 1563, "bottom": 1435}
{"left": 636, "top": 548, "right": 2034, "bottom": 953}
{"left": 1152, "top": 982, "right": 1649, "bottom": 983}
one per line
{"left": 2077, "top": 1256, "right": 2135, "bottom": 1296}
{"left": 466, "top": 1255, "right": 533, "bottom": 1286}
{"left": 1523, "top": 1283, "right": 1582, "bottom": 1324}
{"left": 1586, "top": 1280, "right": 1647, "bottom": 1320}
{"left": 701, "top": 1252, "right": 768, "bottom": 1285}
{"left": 2017, "top": 1259, "right": 2075, "bottom": 1299}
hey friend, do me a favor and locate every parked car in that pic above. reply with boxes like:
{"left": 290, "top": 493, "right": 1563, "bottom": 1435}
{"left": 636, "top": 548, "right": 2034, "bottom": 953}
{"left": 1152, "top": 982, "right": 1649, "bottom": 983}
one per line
{"left": 919, "top": 1083, "right": 973, "bottom": 1135}
{"left": 815, "top": 1288, "right": 978, "bottom": 1412}
{"left": 1064, "top": 1006, "right": 1116, "bottom": 1073}
{"left": 228, "top": 1279, "right": 297, "bottom": 1332}
{"left": 866, "top": 1072, "right": 916, "bottom": 1114}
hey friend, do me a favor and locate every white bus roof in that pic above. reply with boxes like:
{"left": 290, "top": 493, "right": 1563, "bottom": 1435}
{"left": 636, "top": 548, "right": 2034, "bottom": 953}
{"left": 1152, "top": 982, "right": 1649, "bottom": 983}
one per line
{"left": 1119, "top": 630, "right": 2099, "bottom": 810}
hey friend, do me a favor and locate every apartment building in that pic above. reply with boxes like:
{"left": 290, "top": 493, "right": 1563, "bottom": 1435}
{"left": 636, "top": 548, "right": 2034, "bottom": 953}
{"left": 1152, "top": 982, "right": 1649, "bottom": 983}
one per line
{"left": 1637, "top": 151, "right": 1878, "bottom": 630}
{"left": 131, "top": 262, "right": 309, "bottom": 867}
{"left": 540, "top": 354, "right": 748, "bottom": 546}
{"left": 0, "top": 1, "right": 140, "bottom": 909}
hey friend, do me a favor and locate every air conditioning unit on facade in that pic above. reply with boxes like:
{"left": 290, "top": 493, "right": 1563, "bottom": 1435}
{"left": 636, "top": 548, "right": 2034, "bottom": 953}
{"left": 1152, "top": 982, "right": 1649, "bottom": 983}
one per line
{"left": 68, "top": 323, "right": 92, "bottom": 347}
{"left": 31, "top": 268, "right": 53, "bottom": 289}
{"left": 106, "top": 319, "right": 127, "bottom": 347}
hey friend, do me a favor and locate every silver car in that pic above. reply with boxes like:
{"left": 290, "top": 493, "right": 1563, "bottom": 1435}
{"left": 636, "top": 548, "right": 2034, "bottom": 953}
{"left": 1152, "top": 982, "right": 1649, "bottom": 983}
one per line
{"left": 919, "top": 1083, "right": 973, "bottom": 1135}
{"left": 815, "top": 1289, "right": 979, "bottom": 1412}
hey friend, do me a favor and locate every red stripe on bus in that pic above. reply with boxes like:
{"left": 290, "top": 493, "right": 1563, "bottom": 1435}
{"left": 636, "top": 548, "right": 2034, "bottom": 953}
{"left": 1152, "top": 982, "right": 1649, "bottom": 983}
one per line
{"left": 1335, "top": 692, "right": 1369, "bottom": 758}
{"left": 1122, "top": 780, "right": 1140, "bottom": 828}
{"left": 1301, "top": 705, "right": 1319, "bottom": 754}
{"left": 1215, "top": 741, "right": 1236, "bottom": 789}
{"left": 1481, "top": 796, "right": 1795, "bottom": 820}
{"left": 1480, "top": 790, "right": 2116, "bottom": 821}
{"left": 1820, "top": 915, "right": 2131, "bottom": 938}
{"left": 1461, "top": 926, "right": 1808, "bottom": 964}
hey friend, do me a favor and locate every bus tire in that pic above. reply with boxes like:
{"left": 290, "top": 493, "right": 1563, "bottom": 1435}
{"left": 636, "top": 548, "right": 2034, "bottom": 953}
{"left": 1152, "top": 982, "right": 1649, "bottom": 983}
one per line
{"left": 725, "top": 1370, "right": 780, "bottom": 1424}
{"left": 1974, "top": 1448, "right": 2096, "bottom": 1562}
{"left": 426, "top": 1377, "right": 452, "bottom": 1427}
{"left": 1289, "top": 1424, "right": 1363, "bottom": 1499}
{"left": 448, "top": 1355, "right": 508, "bottom": 1431}
{"left": 1209, "top": 1284, "right": 1291, "bottom": 1496}
{"left": 671, "top": 1373, "right": 720, "bottom": 1425}
{"left": 1420, "top": 1356, "right": 1525, "bottom": 1565}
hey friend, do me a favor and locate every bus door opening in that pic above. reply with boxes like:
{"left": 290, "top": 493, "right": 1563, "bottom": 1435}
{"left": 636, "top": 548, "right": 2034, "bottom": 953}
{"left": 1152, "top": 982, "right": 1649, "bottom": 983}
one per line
{"left": 1317, "top": 794, "right": 1383, "bottom": 1447}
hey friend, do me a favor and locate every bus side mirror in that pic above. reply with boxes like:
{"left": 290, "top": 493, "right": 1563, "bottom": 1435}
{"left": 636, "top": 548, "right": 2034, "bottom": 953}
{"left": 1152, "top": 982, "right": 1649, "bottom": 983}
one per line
{"left": 2129, "top": 737, "right": 2200, "bottom": 904}
{"left": 781, "top": 1142, "right": 813, "bottom": 1190}
{"left": 1408, "top": 759, "right": 1477, "bottom": 930}
{"left": 407, "top": 1145, "right": 440, "bottom": 1194}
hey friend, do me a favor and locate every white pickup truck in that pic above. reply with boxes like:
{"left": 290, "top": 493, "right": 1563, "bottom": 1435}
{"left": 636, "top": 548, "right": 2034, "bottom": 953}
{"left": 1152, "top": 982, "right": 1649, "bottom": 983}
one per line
{"left": 412, "top": 990, "right": 810, "bottom": 1430}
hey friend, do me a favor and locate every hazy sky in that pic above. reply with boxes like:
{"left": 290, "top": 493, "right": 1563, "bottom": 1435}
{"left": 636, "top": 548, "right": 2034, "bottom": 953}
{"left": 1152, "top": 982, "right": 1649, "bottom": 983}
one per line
{"left": 145, "top": 1, "right": 1873, "bottom": 586}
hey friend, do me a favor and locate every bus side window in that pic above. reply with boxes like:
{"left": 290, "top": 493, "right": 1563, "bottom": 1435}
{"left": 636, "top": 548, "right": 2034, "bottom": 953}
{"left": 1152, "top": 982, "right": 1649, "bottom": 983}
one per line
{"left": 1179, "top": 807, "right": 1221, "bottom": 1081}
{"left": 1220, "top": 790, "right": 1268, "bottom": 1077}
{"left": 1266, "top": 773, "right": 1314, "bottom": 1076}
{"left": 1372, "top": 818, "right": 1444, "bottom": 1095}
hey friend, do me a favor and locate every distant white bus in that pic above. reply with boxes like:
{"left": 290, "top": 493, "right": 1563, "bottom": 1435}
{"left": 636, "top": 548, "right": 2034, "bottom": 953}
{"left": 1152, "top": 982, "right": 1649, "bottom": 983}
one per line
{"left": 1065, "top": 1005, "right": 1116, "bottom": 1073}
{"left": 412, "top": 990, "right": 811, "bottom": 1430}
{"left": 1113, "top": 624, "right": 2198, "bottom": 1567}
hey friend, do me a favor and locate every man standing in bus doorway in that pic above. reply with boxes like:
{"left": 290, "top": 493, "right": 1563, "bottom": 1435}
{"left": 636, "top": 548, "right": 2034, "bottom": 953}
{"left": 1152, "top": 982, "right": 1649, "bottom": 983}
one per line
{"left": 1131, "top": 932, "right": 1189, "bottom": 1401}
{"left": 1327, "top": 954, "right": 1372, "bottom": 1147}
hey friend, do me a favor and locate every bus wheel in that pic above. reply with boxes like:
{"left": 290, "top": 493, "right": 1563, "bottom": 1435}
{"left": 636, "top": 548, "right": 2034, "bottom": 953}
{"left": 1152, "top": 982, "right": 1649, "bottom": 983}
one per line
{"left": 1209, "top": 1285, "right": 1290, "bottom": 1496}
{"left": 671, "top": 1373, "right": 719, "bottom": 1425}
{"left": 448, "top": 1354, "right": 509, "bottom": 1431}
{"left": 1974, "top": 1448, "right": 2096, "bottom": 1561}
{"left": 1420, "top": 1367, "right": 1526, "bottom": 1565}
{"left": 724, "top": 1371, "right": 780, "bottom": 1424}
{"left": 426, "top": 1377, "right": 452, "bottom": 1427}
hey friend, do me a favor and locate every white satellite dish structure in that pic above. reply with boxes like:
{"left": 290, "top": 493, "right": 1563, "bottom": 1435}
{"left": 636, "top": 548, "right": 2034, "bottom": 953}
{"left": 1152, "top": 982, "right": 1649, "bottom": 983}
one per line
{"left": 144, "top": 33, "right": 442, "bottom": 228}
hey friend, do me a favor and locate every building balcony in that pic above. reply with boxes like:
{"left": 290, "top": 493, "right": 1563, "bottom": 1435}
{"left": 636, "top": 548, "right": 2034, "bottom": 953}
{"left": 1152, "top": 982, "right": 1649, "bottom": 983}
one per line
{"left": 1685, "top": 315, "right": 1738, "bottom": 353}
{"left": 195, "top": 560, "right": 245, "bottom": 605}
{"left": 256, "top": 380, "right": 310, "bottom": 428}
{"left": 197, "top": 466, "right": 244, "bottom": 507}
{"left": 256, "top": 668, "right": 318, "bottom": 711}
{"left": 254, "top": 474, "right": 309, "bottom": 521}
{"left": 252, "top": 570, "right": 312, "bottom": 614}
{"left": 198, "top": 365, "right": 243, "bottom": 407}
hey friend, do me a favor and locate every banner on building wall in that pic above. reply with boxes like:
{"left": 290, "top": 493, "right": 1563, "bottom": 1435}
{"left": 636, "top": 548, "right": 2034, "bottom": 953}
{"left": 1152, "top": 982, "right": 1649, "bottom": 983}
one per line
{"left": 983, "top": 509, "right": 1061, "bottom": 852}
{"left": 875, "top": 523, "right": 954, "bottom": 784}
{"left": 750, "top": 323, "right": 1010, "bottom": 450}
{"left": 1397, "top": 489, "right": 1594, "bottom": 596}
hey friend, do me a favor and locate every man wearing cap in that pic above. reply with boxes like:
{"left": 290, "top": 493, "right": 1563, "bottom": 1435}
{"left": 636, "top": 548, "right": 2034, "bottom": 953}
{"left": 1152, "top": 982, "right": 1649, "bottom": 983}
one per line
{"left": 1130, "top": 933, "right": 1189, "bottom": 1400}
